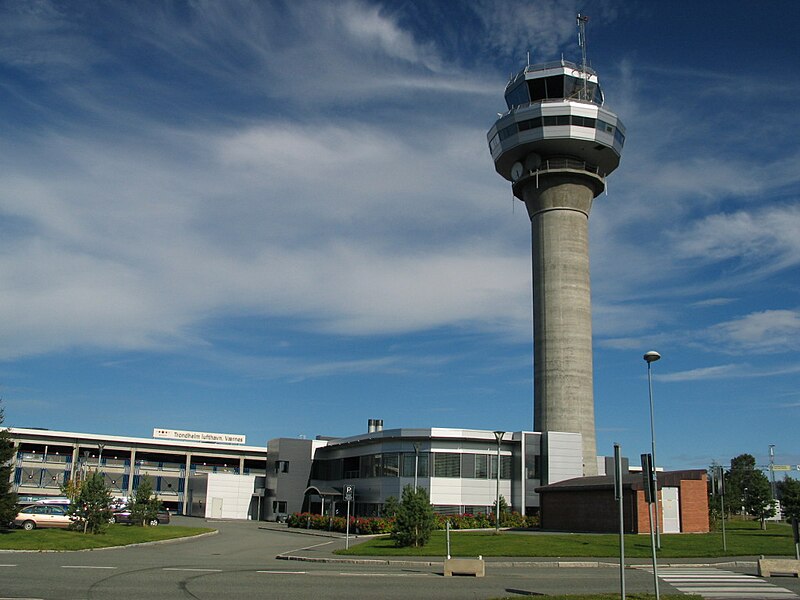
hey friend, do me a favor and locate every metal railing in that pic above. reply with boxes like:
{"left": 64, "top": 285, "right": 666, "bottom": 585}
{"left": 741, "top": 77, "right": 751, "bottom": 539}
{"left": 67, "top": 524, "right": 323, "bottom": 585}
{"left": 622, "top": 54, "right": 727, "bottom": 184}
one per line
{"left": 530, "top": 157, "right": 605, "bottom": 178}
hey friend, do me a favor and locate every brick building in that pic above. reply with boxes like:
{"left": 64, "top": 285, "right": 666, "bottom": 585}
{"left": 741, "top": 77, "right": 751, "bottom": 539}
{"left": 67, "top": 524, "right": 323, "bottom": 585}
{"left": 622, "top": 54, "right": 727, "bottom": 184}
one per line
{"left": 536, "top": 469, "right": 709, "bottom": 533}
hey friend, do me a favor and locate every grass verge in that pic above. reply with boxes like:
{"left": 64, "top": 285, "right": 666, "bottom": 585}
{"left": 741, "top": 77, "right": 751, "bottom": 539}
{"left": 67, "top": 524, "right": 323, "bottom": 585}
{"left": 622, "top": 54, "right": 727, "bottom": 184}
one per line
{"left": 0, "top": 524, "right": 215, "bottom": 551}
{"left": 337, "top": 520, "right": 793, "bottom": 558}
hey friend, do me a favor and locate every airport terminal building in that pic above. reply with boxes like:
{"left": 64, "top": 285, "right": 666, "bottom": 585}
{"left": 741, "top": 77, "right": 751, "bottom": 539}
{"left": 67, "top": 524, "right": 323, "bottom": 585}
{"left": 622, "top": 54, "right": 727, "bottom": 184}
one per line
{"left": 6, "top": 422, "right": 708, "bottom": 532}
{"left": 8, "top": 427, "right": 269, "bottom": 518}
{"left": 6, "top": 423, "right": 586, "bottom": 520}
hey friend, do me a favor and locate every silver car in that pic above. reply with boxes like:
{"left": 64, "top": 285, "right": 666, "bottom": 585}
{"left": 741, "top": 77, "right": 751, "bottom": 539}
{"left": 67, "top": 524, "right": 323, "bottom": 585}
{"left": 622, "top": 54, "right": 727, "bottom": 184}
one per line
{"left": 14, "top": 504, "right": 73, "bottom": 530}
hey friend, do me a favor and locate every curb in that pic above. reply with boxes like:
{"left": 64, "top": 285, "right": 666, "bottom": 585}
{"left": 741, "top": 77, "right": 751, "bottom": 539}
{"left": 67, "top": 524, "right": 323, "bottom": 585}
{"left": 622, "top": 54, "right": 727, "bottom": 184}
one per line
{"left": 276, "top": 553, "right": 759, "bottom": 570}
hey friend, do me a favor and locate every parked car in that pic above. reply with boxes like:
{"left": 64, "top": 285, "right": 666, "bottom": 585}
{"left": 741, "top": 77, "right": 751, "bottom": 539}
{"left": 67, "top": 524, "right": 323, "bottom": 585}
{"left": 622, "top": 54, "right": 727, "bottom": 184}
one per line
{"left": 14, "top": 504, "right": 73, "bottom": 530}
{"left": 109, "top": 508, "right": 170, "bottom": 526}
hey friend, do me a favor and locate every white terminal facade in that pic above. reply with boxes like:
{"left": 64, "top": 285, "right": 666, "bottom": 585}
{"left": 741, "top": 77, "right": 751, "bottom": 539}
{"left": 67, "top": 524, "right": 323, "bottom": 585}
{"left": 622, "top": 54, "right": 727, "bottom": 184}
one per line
{"left": 6, "top": 423, "right": 596, "bottom": 520}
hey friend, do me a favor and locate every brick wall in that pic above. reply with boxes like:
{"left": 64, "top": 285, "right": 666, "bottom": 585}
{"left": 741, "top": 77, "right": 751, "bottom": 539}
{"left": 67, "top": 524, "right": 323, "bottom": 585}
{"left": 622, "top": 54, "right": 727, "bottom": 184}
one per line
{"left": 679, "top": 477, "right": 709, "bottom": 533}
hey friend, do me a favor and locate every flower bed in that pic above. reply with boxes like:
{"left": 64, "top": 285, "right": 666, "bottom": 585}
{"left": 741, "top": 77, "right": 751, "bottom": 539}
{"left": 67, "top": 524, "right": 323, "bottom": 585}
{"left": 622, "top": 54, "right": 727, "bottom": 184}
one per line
{"left": 287, "top": 511, "right": 538, "bottom": 534}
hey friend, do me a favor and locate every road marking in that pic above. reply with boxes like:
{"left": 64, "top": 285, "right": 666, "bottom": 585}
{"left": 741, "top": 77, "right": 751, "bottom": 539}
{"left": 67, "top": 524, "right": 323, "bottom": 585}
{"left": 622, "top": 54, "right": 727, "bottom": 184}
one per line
{"left": 282, "top": 540, "right": 335, "bottom": 555}
{"left": 0, "top": 564, "right": 17, "bottom": 567}
{"left": 641, "top": 567, "right": 799, "bottom": 599}
{"left": 336, "top": 572, "right": 428, "bottom": 577}
{"left": 0, "top": 597, "right": 45, "bottom": 600}
{"left": 257, "top": 570, "right": 307, "bottom": 574}
{"left": 60, "top": 565, "right": 117, "bottom": 570}
{"left": 162, "top": 568, "right": 223, "bottom": 572}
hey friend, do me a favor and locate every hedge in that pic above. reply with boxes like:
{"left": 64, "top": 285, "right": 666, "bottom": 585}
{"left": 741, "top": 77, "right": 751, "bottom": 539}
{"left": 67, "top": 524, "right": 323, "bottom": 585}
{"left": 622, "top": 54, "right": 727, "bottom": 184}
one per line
{"left": 286, "top": 511, "right": 538, "bottom": 534}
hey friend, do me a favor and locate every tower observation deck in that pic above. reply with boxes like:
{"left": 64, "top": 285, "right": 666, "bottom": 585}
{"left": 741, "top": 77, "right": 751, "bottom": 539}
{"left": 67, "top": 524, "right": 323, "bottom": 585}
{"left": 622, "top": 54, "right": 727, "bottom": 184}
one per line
{"left": 487, "top": 52, "right": 625, "bottom": 477}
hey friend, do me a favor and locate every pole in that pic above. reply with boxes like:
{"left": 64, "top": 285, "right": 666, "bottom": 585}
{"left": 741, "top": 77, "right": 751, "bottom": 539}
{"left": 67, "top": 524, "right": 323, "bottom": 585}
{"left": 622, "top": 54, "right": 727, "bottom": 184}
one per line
{"left": 413, "top": 442, "right": 420, "bottom": 492}
{"left": 614, "top": 444, "right": 625, "bottom": 600}
{"left": 494, "top": 431, "right": 505, "bottom": 533}
{"left": 446, "top": 519, "right": 451, "bottom": 559}
{"left": 645, "top": 353, "right": 661, "bottom": 549}
{"left": 717, "top": 466, "right": 727, "bottom": 553}
{"left": 648, "top": 502, "right": 660, "bottom": 600}
{"left": 769, "top": 445, "right": 776, "bottom": 499}
{"left": 345, "top": 498, "right": 351, "bottom": 550}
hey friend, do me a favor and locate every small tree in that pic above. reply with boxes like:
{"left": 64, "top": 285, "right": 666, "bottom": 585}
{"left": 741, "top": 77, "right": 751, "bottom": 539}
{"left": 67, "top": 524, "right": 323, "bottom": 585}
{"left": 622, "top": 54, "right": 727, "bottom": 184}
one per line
{"left": 392, "top": 485, "right": 435, "bottom": 548}
{"left": 68, "top": 471, "right": 112, "bottom": 534}
{"left": 779, "top": 476, "right": 800, "bottom": 522}
{"left": 0, "top": 401, "right": 18, "bottom": 528}
{"left": 128, "top": 476, "right": 162, "bottom": 526}
{"left": 725, "top": 453, "right": 757, "bottom": 516}
{"left": 382, "top": 495, "right": 400, "bottom": 518}
{"left": 743, "top": 471, "right": 776, "bottom": 530}
{"left": 493, "top": 494, "right": 510, "bottom": 525}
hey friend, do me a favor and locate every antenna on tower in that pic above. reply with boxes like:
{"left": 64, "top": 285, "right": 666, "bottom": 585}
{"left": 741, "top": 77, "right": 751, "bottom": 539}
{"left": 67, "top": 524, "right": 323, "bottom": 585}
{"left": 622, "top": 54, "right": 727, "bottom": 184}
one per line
{"left": 576, "top": 13, "right": 590, "bottom": 101}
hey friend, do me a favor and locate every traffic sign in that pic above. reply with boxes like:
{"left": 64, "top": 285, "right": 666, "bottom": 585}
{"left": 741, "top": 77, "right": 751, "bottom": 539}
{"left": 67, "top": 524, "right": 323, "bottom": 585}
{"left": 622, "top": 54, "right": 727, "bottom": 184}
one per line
{"left": 344, "top": 485, "right": 354, "bottom": 501}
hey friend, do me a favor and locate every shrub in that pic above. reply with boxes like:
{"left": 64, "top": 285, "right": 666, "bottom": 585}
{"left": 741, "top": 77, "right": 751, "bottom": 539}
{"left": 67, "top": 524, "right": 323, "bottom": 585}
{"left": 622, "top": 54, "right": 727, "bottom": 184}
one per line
{"left": 393, "top": 485, "right": 435, "bottom": 547}
{"left": 286, "top": 508, "right": 539, "bottom": 534}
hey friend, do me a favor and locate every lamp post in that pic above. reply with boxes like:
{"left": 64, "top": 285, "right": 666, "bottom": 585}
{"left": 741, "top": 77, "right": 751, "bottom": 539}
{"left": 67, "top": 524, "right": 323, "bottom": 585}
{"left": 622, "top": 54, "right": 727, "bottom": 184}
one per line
{"left": 769, "top": 445, "right": 776, "bottom": 500}
{"left": 494, "top": 431, "right": 505, "bottom": 533}
{"left": 413, "top": 442, "right": 420, "bottom": 492}
{"left": 97, "top": 443, "right": 105, "bottom": 471}
{"left": 644, "top": 350, "right": 661, "bottom": 550}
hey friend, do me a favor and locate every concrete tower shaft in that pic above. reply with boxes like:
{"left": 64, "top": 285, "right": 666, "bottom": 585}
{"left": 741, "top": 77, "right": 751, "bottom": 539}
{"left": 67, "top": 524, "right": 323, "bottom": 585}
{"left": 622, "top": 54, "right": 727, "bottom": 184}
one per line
{"left": 522, "top": 169, "right": 604, "bottom": 477}
{"left": 487, "top": 54, "right": 624, "bottom": 479}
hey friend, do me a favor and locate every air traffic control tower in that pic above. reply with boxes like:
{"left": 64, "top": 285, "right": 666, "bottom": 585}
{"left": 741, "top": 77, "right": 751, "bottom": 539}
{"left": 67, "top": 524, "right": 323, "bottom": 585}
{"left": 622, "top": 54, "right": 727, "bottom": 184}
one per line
{"left": 487, "top": 18, "right": 625, "bottom": 476}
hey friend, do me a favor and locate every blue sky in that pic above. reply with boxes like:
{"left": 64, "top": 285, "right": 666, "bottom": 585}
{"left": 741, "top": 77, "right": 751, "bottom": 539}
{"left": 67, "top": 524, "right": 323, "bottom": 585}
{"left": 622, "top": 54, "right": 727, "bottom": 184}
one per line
{"left": 1, "top": 1, "right": 799, "bottom": 474}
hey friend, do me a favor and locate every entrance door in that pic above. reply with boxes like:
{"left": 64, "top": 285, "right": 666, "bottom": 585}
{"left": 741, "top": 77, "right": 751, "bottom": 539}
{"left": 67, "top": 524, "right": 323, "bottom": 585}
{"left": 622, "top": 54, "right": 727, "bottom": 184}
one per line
{"left": 661, "top": 487, "right": 680, "bottom": 533}
{"left": 210, "top": 497, "right": 224, "bottom": 519}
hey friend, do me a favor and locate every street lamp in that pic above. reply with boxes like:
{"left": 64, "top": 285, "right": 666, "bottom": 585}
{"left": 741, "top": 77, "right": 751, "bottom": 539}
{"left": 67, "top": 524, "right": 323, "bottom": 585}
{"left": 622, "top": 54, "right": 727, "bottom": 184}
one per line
{"left": 494, "top": 431, "right": 505, "bottom": 533}
{"left": 769, "top": 445, "right": 776, "bottom": 500}
{"left": 644, "top": 350, "right": 661, "bottom": 550}
{"left": 413, "top": 442, "right": 421, "bottom": 492}
{"left": 97, "top": 443, "right": 105, "bottom": 472}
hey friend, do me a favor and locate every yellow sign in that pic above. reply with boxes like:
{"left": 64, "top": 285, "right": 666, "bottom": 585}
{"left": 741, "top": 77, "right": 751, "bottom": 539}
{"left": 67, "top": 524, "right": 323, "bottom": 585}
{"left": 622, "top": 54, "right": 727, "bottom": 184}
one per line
{"left": 772, "top": 465, "right": 792, "bottom": 471}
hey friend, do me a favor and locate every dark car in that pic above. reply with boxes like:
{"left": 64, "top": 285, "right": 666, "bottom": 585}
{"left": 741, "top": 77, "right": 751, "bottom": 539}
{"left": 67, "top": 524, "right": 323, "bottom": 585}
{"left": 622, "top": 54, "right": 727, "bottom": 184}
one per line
{"left": 110, "top": 508, "right": 170, "bottom": 526}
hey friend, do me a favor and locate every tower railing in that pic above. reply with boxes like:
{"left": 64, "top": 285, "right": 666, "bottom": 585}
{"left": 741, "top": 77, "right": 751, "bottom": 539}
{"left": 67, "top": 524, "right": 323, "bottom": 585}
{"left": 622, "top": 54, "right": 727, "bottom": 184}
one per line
{"left": 524, "top": 157, "right": 605, "bottom": 179}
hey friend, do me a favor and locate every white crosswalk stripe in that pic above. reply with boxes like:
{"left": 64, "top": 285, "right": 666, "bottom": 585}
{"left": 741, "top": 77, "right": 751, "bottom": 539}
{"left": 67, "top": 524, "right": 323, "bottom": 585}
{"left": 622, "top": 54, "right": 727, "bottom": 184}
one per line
{"left": 639, "top": 567, "right": 799, "bottom": 599}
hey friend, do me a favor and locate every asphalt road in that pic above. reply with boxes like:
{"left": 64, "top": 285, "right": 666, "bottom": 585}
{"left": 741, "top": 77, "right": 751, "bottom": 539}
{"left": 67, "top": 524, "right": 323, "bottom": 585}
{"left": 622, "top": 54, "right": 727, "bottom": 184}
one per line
{"left": 1, "top": 518, "right": 797, "bottom": 599}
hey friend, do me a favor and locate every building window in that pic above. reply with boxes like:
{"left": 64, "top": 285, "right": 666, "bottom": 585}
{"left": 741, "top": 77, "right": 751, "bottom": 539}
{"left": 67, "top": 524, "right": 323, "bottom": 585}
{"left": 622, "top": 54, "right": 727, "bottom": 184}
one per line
{"left": 360, "top": 454, "right": 382, "bottom": 478}
{"left": 461, "top": 454, "right": 476, "bottom": 479}
{"left": 490, "top": 455, "right": 513, "bottom": 480}
{"left": 475, "top": 454, "right": 488, "bottom": 479}
{"left": 382, "top": 453, "right": 399, "bottom": 477}
{"left": 343, "top": 456, "right": 360, "bottom": 479}
{"left": 401, "top": 452, "right": 429, "bottom": 478}
{"left": 275, "top": 461, "right": 289, "bottom": 474}
{"left": 433, "top": 453, "right": 460, "bottom": 478}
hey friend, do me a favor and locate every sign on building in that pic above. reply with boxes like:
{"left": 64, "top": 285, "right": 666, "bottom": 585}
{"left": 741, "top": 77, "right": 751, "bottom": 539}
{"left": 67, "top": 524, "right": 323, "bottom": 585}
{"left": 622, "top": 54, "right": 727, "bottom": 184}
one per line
{"left": 153, "top": 428, "right": 246, "bottom": 445}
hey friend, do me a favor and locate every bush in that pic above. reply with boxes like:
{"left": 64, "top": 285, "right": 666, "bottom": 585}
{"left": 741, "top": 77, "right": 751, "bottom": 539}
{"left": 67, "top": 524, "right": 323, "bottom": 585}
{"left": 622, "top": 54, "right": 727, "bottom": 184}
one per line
{"left": 128, "top": 476, "right": 162, "bottom": 527}
{"left": 286, "top": 507, "right": 539, "bottom": 534}
{"left": 392, "top": 485, "right": 435, "bottom": 547}
{"left": 67, "top": 471, "right": 112, "bottom": 534}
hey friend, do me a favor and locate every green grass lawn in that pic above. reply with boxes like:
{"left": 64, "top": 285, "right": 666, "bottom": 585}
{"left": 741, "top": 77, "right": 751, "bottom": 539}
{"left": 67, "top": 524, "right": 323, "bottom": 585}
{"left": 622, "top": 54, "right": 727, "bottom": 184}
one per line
{"left": 337, "top": 520, "right": 794, "bottom": 558}
{"left": 0, "top": 524, "right": 215, "bottom": 551}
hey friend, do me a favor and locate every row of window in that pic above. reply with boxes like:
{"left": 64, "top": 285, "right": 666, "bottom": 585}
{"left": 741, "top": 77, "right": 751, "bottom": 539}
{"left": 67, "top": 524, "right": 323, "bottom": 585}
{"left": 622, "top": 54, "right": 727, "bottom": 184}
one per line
{"left": 505, "top": 74, "right": 602, "bottom": 108}
{"left": 311, "top": 452, "right": 513, "bottom": 481}
{"left": 489, "top": 114, "right": 624, "bottom": 154}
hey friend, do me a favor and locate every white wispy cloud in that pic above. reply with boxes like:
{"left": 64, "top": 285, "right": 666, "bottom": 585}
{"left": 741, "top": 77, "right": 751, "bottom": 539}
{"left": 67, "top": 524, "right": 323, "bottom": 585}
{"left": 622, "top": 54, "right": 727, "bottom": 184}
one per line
{"left": 706, "top": 309, "right": 800, "bottom": 355}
